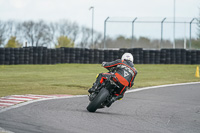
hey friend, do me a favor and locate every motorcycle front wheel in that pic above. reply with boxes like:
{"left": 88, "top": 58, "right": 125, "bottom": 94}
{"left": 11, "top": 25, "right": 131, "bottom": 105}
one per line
{"left": 87, "top": 87, "right": 109, "bottom": 112}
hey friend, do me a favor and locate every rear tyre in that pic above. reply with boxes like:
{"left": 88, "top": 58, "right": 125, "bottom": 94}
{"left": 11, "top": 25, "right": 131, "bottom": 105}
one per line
{"left": 87, "top": 88, "right": 109, "bottom": 112}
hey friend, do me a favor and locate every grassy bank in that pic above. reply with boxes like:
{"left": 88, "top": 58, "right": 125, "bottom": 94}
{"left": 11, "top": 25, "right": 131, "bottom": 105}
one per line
{"left": 0, "top": 64, "right": 199, "bottom": 97}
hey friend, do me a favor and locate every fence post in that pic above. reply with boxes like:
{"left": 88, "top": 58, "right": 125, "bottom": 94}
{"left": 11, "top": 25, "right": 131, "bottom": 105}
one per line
{"left": 132, "top": 17, "right": 137, "bottom": 48}
{"left": 104, "top": 17, "right": 109, "bottom": 49}
{"left": 189, "top": 18, "right": 196, "bottom": 49}
{"left": 160, "top": 18, "right": 166, "bottom": 49}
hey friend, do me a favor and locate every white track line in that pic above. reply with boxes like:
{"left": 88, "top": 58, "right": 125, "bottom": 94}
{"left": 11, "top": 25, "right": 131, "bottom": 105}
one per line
{"left": 0, "top": 95, "right": 85, "bottom": 113}
{"left": 126, "top": 82, "right": 200, "bottom": 93}
{"left": 0, "top": 103, "right": 14, "bottom": 106}
{"left": 5, "top": 97, "right": 33, "bottom": 101}
{"left": 0, "top": 100, "right": 22, "bottom": 103}
{"left": 0, "top": 95, "right": 75, "bottom": 110}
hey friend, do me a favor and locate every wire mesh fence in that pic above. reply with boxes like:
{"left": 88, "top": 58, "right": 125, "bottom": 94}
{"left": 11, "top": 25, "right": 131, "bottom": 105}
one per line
{"left": 104, "top": 17, "right": 199, "bottom": 49}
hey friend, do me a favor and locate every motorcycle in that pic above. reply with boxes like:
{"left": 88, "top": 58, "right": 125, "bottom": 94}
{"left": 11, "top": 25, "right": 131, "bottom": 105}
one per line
{"left": 87, "top": 74, "right": 121, "bottom": 112}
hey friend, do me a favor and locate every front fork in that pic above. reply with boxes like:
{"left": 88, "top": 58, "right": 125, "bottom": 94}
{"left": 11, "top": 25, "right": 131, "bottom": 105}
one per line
{"left": 88, "top": 93, "right": 97, "bottom": 101}
{"left": 88, "top": 85, "right": 101, "bottom": 101}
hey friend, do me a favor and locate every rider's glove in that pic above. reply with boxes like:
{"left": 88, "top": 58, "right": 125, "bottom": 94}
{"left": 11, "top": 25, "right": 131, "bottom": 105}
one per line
{"left": 102, "top": 62, "right": 106, "bottom": 67}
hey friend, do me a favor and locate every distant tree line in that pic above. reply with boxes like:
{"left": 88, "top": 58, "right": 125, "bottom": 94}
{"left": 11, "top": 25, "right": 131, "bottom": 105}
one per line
{"left": 103, "top": 36, "right": 200, "bottom": 49}
{"left": 0, "top": 20, "right": 103, "bottom": 48}
{"left": 0, "top": 19, "right": 200, "bottom": 49}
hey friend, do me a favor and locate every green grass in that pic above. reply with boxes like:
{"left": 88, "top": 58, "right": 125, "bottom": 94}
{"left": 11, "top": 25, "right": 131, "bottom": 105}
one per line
{"left": 0, "top": 64, "right": 199, "bottom": 97}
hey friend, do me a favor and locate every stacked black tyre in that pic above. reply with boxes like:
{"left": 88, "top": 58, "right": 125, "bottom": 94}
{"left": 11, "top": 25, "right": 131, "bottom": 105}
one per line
{"left": 84, "top": 49, "right": 90, "bottom": 64}
{"left": 79, "top": 48, "right": 85, "bottom": 64}
{"left": 69, "top": 48, "right": 76, "bottom": 63}
{"left": 155, "top": 50, "right": 160, "bottom": 64}
{"left": 175, "top": 49, "right": 181, "bottom": 64}
{"left": 9, "top": 48, "right": 15, "bottom": 65}
{"left": 4, "top": 48, "right": 10, "bottom": 65}
{"left": 94, "top": 49, "right": 99, "bottom": 64}
{"left": 165, "top": 49, "right": 171, "bottom": 64}
{"left": 64, "top": 48, "right": 69, "bottom": 63}
{"left": 89, "top": 49, "right": 95, "bottom": 64}
{"left": 197, "top": 50, "right": 200, "bottom": 64}
{"left": 47, "top": 49, "right": 52, "bottom": 64}
{"left": 19, "top": 48, "right": 24, "bottom": 64}
{"left": 170, "top": 49, "right": 176, "bottom": 64}
{"left": 136, "top": 48, "right": 143, "bottom": 64}
{"left": 0, "top": 47, "right": 200, "bottom": 65}
{"left": 104, "top": 50, "right": 110, "bottom": 62}
{"left": 143, "top": 50, "right": 150, "bottom": 64}
{"left": 119, "top": 49, "right": 126, "bottom": 60}
{"left": 186, "top": 50, "right": 191, "bottom": 64}
{"left": 0, "top": 48, "right": 5, "bottom": 65}
{"left": 33, "top": 47, "right": 38, "bottom": 64}
{"left": 56, "top": 48, "right": 61, "bottom": 64}
{"left": 38, "top": 47, "right": 43, "bottom": 64}
{"left": 181, "top": 49, "right": 187, "bottom": 64}
{"left": 14, "top": 48, "right": 19, "bottom": 65}
{"left": 128, "top": 48, "right": 142, "bottom": 64}
{"left": 29, "top": 47, "right": 34, "bottom": 64}
{"left": 106, "top": 50, "right": 114, "bottom": 61}
{"left": 75, "top": 48, "right": 81, "bottom": 63}
{"left": 113, "top": 50, "right": 119, "bottom": 60}
{"left": 191, "top": 50, "right": 197, "bottom": 64}
{"left": 160, "top": 49, "right": 170, "bottom": 64}
{"left": 42, "top": 47, "right": 48, "bottom": 64}
{"left": 99, "top": 50, "right": 105, "bottom": 64}
{"left": 60, "top": 48, "right": 65, "bottom": 63}
{"left": 51, "top": 49, "right": 57, "bottom": 64}
{"left": 160, "top": 49, "right": 166, "bottom": 64}
{"left": 149, "top": 50, "right": 155, "bottom": 64}
{"left": 24, "top": 47, "right": 30, "bottom": 64}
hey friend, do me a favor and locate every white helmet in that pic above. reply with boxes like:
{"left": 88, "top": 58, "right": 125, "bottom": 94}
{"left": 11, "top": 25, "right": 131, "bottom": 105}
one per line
{"left": 121, "top": 53, "right": 134, "bottom": 62}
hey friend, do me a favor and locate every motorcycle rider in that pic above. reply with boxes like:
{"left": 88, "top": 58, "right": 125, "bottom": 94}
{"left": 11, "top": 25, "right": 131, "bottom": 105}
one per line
{"left": 88, "top": 53, "right": 137, "bottom": 106}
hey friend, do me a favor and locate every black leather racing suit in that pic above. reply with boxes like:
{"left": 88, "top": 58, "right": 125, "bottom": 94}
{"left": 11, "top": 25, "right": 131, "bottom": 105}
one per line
{"left": 102, "top": 59, "right": 137, "bottom": 97}
{"left": 91, "top": 59, "right": 137, "bottom": 102}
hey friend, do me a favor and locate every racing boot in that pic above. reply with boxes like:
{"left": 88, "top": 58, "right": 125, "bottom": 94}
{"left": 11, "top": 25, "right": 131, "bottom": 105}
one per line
{"left": 88, "top": 82, "right": 100, "bottom": 93}
{"left": 98, "top": 104, "right": 105, "bottom": 109}
{"left": 88, "top": 83, "right": 97, "bottom": 93}
{"left": 106, "top": 97, "right": 116, "bottom": 107}
{"left": 106, "top": 95, "right": 123, "bottom": 107}
{"left": 88, "top": 74, "right": 102, "bottom": 93}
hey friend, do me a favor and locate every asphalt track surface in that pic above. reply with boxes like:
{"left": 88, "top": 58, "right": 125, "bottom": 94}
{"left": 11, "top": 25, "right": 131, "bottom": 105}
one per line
{"left": 0, "top": 83, "right": 200, "bottom": 133}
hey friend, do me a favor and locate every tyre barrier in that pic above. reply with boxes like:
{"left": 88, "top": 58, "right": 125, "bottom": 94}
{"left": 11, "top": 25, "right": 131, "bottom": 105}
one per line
{"left": 0, "top": 47, "right": 200, "bottom": 65}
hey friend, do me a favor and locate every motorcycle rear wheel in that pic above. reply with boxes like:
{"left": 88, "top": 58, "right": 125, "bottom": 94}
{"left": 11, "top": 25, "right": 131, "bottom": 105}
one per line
{"left": 87, "top": 87, "right": 109, "bottom": 112}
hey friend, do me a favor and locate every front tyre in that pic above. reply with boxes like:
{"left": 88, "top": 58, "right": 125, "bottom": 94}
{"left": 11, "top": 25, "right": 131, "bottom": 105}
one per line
{"left": 87, "top": 87, "right": 109, "bottom": 112}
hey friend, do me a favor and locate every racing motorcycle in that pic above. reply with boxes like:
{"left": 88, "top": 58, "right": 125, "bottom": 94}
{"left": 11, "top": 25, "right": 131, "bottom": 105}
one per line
{"left": 87, "top": 74, "right": 121, "bottom": 112}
